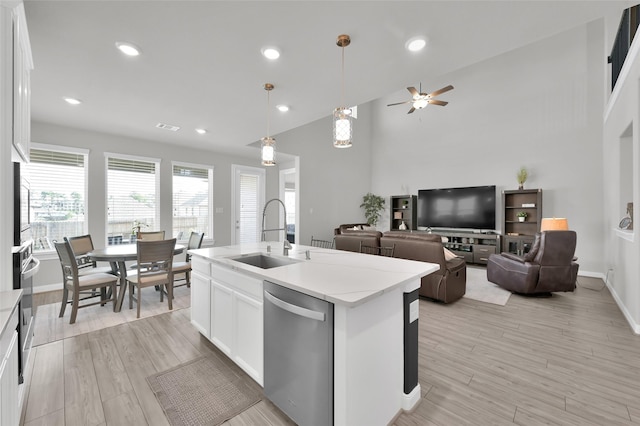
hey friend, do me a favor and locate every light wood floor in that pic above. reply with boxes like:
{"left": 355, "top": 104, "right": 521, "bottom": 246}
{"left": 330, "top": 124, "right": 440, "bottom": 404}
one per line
{"left": 24, "top": 276, "right": 640, "bottom": 425}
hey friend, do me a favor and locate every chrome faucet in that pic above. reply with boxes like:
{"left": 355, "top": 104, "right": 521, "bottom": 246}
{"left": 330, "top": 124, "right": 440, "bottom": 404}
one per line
{"left": 283, "top": 240, "right": 292, "bottom": 256}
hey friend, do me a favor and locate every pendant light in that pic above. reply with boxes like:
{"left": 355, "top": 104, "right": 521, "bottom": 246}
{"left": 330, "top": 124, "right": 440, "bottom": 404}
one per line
{"left": 333, "top": 34, "right": 352, "bottom": 148}
{"left": 261, "top": 83, "right": 276, "bottom": 166}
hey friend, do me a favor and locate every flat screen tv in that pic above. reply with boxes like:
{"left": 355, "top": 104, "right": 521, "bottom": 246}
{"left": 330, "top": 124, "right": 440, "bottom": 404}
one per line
{"left": 418, "top": 185, "right": 496, "bottom": 231}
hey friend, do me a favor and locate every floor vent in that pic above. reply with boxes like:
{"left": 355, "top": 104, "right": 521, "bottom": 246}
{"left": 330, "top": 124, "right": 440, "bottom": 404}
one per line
{"left": 156, "top": 123, "right": 181, "bottom": 131}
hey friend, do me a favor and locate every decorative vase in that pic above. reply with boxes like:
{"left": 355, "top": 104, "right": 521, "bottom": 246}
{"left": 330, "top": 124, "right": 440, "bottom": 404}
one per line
{"left": 399, "top": 221, "right": 407, "bottom": 230}
{"left": 518, "top": 184, "right": 524, "bottom": 190}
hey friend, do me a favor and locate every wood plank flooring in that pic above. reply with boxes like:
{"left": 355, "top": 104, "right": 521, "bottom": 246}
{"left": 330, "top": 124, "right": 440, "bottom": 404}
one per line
{"left": 24, "top": 276, "right": 640, "bottom": 425}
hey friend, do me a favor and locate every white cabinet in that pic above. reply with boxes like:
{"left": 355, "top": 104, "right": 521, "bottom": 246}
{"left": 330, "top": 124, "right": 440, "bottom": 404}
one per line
{"left": 12, "top": 2, "right": 32, "bottom": 162}
{"left": 1, "top": 1, "right": 33, "bottom": 162}
{"left": 210, "top": 280, "right": 233, "bottom": 356}
{"left": 190, "top": 268, "right": 211, "bottom": 338}
{"left": 0, "top": 309, "right": 19, "bottom": 426}
{"left": 189, "top": 258, "right": 264, "bottom": 386}
{"left": 233, "top": 290, "right": 263, "bottom": 382}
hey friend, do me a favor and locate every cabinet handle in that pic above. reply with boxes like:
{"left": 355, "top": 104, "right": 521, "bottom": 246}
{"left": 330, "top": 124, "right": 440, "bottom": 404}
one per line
{"left": 264, "top": 290, "right": 326, "bottom": 322}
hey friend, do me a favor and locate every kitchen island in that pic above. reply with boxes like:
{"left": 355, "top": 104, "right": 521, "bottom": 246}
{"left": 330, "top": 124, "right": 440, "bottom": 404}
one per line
{"left": 189, "top": 242, "right": 438, "bottom": 426}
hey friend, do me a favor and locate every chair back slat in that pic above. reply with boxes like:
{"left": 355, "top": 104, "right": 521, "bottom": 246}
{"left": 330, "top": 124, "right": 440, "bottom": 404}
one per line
{"left": 136, "top": 238, "right": 176, "bottom": 277}
{"left": 136, "top": 231, "right": 166, "bottom": 241}
{"left": 54, "top": 241, "right": 79, "bottom": 281}
{"left": 310, "top": 236, "right": 334, "bottom": 249}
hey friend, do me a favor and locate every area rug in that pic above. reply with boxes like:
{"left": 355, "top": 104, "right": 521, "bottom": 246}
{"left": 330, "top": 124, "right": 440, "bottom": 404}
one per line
{"left": 32, "top": 285, "right": 191, "bottom": 346}
{"left": 463, "top": 267, "right": 512, "bottom": 306}
{"left": 147, "top": 356, "right": 262, "bottom": 426}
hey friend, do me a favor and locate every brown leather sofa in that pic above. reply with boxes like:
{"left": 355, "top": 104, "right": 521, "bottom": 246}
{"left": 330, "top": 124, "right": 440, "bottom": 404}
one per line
{"left": 486, "top": 231, "right": 578, "bottom": 295}
{"left": 334, "top": 228, "right": 467, "bottom": 303}
{"left": 381, "top": 232, "right": 466, "bottom": 303}
{"left": 334, "top": 230, "right": 383, "bottom": 252}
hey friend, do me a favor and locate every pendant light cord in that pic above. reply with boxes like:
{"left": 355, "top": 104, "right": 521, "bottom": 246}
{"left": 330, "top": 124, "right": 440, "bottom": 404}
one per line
{"left": 341, "top": 45, "right": 345, "bottom": 108}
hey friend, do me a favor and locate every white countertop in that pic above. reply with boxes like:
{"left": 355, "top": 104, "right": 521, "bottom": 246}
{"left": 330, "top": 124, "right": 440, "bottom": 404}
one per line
{"left": 189, "top": 242, "right": 438, "bottom": 307}
{"left": 0, "top": 289, "right": 22, "bottom": 337}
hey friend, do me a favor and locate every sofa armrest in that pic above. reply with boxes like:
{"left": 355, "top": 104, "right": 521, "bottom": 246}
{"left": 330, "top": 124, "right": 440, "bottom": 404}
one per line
{"left": 500, "top": 252, "right": 526, "bottom": 263}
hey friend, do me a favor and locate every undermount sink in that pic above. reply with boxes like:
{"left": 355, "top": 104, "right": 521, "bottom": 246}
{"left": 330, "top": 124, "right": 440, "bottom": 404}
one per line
{"left": 228, "top": 253, "right": 302, "bottom": 269}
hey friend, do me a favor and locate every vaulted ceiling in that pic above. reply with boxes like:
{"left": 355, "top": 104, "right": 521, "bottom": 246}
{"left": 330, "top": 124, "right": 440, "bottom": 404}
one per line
{"left": 24, "top": 1, "right": 628, "bottom": 158}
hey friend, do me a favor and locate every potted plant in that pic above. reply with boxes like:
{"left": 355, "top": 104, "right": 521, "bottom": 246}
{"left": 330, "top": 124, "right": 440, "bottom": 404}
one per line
{"left": 517, "top": 211, "right": 527, "bottom": 222}
{"left": 360, "top": 193, "right": 386, "bottom": 226}
{"left": 517, "top": 167, "right": 528, "bottom": 190}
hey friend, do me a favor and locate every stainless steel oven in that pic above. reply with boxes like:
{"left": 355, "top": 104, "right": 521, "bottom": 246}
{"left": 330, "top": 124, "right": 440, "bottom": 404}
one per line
{"left": 13, "top": 162, "right": 38, "bottom": 384}
{"left": 12, "top": 240, "right": 38, "bottom": 384}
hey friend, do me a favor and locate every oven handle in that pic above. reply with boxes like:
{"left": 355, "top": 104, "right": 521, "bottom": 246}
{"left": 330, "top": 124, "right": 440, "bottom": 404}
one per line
{"left": 23, "top": 257, "right": 40, "bottom": 279}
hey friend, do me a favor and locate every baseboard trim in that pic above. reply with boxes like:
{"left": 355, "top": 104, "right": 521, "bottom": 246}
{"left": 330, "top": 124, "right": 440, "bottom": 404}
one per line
{"left": 402, "top": 384, "right": 421, "bottom": 411}
{"left": 605, "top": 279, "right": 640, "bottom": 335}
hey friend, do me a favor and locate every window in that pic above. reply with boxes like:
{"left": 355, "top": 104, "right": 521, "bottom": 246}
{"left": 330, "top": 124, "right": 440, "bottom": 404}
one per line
{"left": 172, "top": 162, "right": 213, "bottom": 241}
{"left": 106, "top": 154, "right": 159, "bottom": 245}
{"left": 24, "top": 144, "right": 88, "bottom": 251}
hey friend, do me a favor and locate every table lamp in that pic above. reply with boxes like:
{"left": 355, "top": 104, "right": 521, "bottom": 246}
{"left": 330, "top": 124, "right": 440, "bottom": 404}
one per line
{"left": 540, "top": 217, "right": 569, "bottom": 231}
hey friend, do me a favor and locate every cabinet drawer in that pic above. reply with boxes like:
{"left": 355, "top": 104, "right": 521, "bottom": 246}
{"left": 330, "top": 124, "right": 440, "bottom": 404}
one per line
{"left": 210, "top": 264, "right": 263, "bottom": 300}
{"left": 473, "top": 245, "right": 496, "bottom": 264}
{"left": 191, "top": 257, "right": 211, "bottom": 275}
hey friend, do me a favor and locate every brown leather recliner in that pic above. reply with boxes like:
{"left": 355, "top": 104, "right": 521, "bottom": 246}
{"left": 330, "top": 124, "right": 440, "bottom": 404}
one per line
{"left": 486, "top": 231, "right": 579, "bottom": 294}
{"left": 381, "top": 232, "right": 466, "bottom": 303}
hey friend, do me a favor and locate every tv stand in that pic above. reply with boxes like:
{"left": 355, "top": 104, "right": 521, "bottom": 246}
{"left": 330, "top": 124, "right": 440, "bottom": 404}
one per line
{"left": 426, "top": 230, "right": 500, "bottom": 265}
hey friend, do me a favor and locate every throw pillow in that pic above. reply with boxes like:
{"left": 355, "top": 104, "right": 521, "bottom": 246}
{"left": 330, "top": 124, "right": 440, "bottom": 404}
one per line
{"left": 443, "top": 247, "right": 457, "bottom": 261}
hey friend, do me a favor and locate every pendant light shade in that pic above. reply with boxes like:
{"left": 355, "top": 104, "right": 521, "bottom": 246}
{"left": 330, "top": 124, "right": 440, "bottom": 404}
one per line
{"left": 333, "top": 34, "right": 352, "bottom": 148}
{"left": 261, "top": 83, "right": 276, "bottom": 166}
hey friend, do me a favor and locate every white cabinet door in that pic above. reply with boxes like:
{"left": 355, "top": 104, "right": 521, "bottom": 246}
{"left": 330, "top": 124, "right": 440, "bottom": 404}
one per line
{"left": 233, "top": 291, "right": 263, "bottom": 385}
{"left": 211, "top": 280, "right": 233, "bottom": 356}
{"left": 0, "top": 330, "right": 19, "bottom": 426}
{"left": 190, "top": 271, "right": 211, "bottom": 338}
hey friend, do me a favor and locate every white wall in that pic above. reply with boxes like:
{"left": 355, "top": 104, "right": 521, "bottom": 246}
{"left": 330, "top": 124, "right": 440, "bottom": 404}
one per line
{"left": 30, "top": 121, "right": 276, "bottom": 290}
{"left": 603, "top": 24, "right": 640, "bottom": 333}
{"left": 275, "top": 103, "right": 374, "bottom": 245}
{"left": 367, "top": 21, "right": 606, "bottom": 274}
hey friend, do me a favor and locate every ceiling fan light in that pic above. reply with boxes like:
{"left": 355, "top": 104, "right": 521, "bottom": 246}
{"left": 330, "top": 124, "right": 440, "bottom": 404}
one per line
{"left": 261, "top": 137, "right": 276, "bottom": 166}
{"left": 333, "top": 107, "right": 353, "bottom": 148}
{"left": 413, "top": 99, "right": 429, "bottom": 109}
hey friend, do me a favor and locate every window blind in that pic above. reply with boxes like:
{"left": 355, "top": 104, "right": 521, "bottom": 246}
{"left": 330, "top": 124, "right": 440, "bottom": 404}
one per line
{"left": 172, "top": 164, "right": 211, "bottom": 240}
{"left": 107, "top": 156, "right": 158, "bottom": 244}
{"left": 25, "top": 148, "right": 87, "bottom": 251}
{"left": 239, "top": 173, "right": 259, "bottom": 243}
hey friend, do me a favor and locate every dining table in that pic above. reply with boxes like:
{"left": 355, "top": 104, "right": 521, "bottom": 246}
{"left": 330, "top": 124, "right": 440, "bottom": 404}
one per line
{"left": 87, "top": 243, "right": 185, "bottom": 312}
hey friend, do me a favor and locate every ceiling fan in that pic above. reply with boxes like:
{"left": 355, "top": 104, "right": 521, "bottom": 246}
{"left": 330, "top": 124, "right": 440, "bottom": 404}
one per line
{"left": 387, "top": 84, "right": 454, "bottom": 114}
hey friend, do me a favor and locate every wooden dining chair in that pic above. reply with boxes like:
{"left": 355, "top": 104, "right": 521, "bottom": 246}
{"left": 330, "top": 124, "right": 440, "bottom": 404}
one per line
{"left": 172, "top": 231, "right": 205, "bottom": 289}
{"left": 136, "top": 230, "right": 165, "bottom": 241}
{"left": 54, "top": 240, "right": 118, "bottom": 324}
{"left": 126, "top": 238, "right": 176, "bottom": 318}
{"left": 310, "top": 236, "right": 334, "bottom": 249}
{"left": 64, "top": 234, "right": 115, "bottom": 276}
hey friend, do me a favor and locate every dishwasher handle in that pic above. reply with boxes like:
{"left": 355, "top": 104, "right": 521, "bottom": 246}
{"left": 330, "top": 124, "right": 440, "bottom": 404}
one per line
{"left": 264, "top": 290, "right": 326, "bottom": 322}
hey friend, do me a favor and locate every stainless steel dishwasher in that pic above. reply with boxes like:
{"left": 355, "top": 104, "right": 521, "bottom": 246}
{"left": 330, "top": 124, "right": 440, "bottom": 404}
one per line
{"left": 263, "top": 281, "right": 334, "bottom": 426}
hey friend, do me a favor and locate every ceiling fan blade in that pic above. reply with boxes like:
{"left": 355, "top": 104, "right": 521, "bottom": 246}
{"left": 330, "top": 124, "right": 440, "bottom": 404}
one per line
{"left": 428, "top": 99, "right": 448, "bottom": 106}
{"left": 407, "top": 87, "right": 419, "bottom": 97}
{"left": 387, "top": 100, "right": 412, "bottom": 107}
{"left": 407, "top": 107, "right": 416, "bottom": 114}
{"left": 428, "top": 85, "right": 454, "bottom": 97}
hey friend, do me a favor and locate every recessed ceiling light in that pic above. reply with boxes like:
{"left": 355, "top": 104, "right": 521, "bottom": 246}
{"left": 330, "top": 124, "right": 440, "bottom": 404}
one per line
{"left": 276, "top": 105, "right": 289, "bottom": 112}
{"left": 195, "top": 128, "right": 207, "bottom": 135}
{"left": 63, "top": 97, "right": 82, "bottom": 105}
{"left": 115, "top": 41, "right": 141, "bottom": 56}
{"left": 405, "top": 37, "right": 427, "bottom": 52}
{"left": 261, "top": 47, "right": 280, "bottom": 60}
